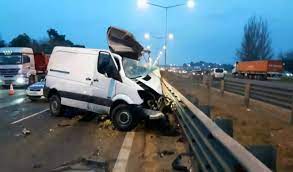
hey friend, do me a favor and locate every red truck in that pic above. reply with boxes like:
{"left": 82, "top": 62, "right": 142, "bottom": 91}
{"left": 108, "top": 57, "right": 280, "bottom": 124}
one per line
{"left": 34, "top": 53, "right": 49, "bottom": 74}
{"left": 232, "top": 60, "right": 284, "bottom": 80}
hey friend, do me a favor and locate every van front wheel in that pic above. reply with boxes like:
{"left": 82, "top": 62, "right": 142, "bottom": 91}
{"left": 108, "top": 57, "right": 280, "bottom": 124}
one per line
{"left": 49, "top": 95, "right": 63, "bottom": 116}
{"left": 111, "top": 104, "right": 138, "bottom": 131}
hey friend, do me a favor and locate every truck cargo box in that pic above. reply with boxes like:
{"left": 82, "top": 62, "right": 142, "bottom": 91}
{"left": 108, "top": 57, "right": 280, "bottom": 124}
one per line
{"left": 34, "top": 53, "right": 49, "bottom": 74}
{"left": 237, "top": 60, "right": 283, "bottom": 73}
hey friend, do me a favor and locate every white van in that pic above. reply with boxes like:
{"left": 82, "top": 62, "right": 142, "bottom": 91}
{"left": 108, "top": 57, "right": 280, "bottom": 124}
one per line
{"left": 45, "top": 27, "right": 174, "bottom": 131}
{"left": 45, "top": 46, "right": 171, "bottom": 131}
{"left": 210, "top": 68, "right": 225, "bottom": 79}
{"left": 0, "top": 47, "right": 36, "bottom": 86}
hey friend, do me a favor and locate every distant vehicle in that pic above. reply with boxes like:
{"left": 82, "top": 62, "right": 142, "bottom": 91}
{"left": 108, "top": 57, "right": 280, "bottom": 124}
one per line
{"left": 232, "top": 60, "right": 283, "bottom": 80}
{"left": 44, "top": 27, "right": 171, "bottom": 131}
{"left": 210, "top": 68, "right": 225, "bottom": 79}
{"left": 26, "top": 80, "right": 45, "bottom": 101}
{"left": 283, "top": 71, "right": 293, "bottom": 78}
{"left": 0, "top": 47, "right": 49, "bottom": 87}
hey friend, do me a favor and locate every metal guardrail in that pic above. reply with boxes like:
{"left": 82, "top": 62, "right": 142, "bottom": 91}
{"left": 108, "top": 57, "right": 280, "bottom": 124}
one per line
{"left": 162, "top": 78, "right": 273, "bottom": 172}
{"left": 222, "top": 78, "right": 293, "bottom": 109}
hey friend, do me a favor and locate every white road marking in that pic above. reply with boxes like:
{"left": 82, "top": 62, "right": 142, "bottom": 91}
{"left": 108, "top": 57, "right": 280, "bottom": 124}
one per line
{"left": 10, "top": 108, "right": 49, "bottom": 124}
{"left": 113, "top": 131, "right": 135, "bottom": 172}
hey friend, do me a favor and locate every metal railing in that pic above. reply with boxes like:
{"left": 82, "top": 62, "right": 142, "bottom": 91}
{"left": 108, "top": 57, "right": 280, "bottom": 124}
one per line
{"left": 219, "top": 78, "right": 293, "bottom": 109}
{"left": 162, "top": 78, "right": 274, "bottom": 172}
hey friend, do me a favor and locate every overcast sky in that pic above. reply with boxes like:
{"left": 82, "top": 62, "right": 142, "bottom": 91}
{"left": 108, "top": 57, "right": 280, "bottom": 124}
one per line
{"left": 0, "top": 0, "right": 292, "bottom": 64}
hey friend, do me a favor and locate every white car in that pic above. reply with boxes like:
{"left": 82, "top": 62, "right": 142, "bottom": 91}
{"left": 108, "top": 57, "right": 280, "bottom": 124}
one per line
{"left": 44, "top": 27, "right": 171, "bottom": 131}
{"left": 26, "top": 80, "right": 45, "bottom": 101}
{"left": 210, "top": 68, "right": 225, "bottom": 79}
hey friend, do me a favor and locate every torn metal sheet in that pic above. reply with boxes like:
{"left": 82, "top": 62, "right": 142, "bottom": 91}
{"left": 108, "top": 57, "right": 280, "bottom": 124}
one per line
{"left": 107, "top": 26, "right": 144, "bottom": 60}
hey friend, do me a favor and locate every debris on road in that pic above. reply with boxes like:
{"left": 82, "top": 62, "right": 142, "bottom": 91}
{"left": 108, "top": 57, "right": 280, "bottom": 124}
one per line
{"left": 51, "top": 158, "right": 108, "bottom": 172}
{"left": 57, "top": 122, "right": 71, "bottom": 128}
{"left": 32, "top": 163, "right": 42, "bottom": 169}
{"left": 158, "top": 150, "right": 175, "bottom": 158}
{"left": 172, "top": 153, "right": 192, "bottom": 172}
{"left": 22, "top": 128, "right": 31, "bottom": 136}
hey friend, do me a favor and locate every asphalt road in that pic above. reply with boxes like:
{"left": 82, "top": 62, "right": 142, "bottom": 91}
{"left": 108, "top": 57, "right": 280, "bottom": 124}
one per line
{"left": 0, "top": 88, "right": 125, "bottom": 172}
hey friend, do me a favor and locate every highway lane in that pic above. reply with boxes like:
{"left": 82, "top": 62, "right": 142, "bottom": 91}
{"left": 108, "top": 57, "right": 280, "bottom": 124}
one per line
{"left": 0, "top": 88, "right": 125, "bottom": 172}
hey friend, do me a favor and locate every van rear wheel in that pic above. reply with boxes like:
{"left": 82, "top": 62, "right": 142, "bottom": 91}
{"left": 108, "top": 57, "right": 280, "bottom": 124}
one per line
{"left": 111, "top": 104, "right": 138, "bottom": 131}
{"left": 49, "top": 95, "right": 63, "bottom": 116}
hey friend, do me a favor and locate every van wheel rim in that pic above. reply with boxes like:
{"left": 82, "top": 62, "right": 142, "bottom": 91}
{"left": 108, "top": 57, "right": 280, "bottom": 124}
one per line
{"left": 119, "top": 112, "right": 130, "bottom": 125}
{"left": 51, "top": 100, "right": 58, "bottom": 113}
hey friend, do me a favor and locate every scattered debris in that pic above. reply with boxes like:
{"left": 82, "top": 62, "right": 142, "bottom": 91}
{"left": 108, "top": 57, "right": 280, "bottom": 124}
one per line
{"left": 172, "top": 153, "right": 193, "bottom": 172}
{"left": 57, "top": 123, "right": 71, "bottom": 128}
{"left": 100, "top": 120, "right": 112, "bottom": 129}
{"left": 49, "top": 129, "right": 54, "bottom": 132}
{"left": 51, "top": 158, "right": 108, "bottom": 172}
{"left": 14, "top": 133, "right": 22, "bottom": 137}
{"left": 246, "top": 108, "right": 251, "bottom": 112}
{"left": 32, "top": 163, "right": 42, "bottom": 169}
{"left": 176, "top": 137, "right": 185, "bottom": 143}
{"left": 22, "top": 128, "right": 31, "bottom": 136}
{"left": 158, "top": 150, "right": 175, "bottom": 158}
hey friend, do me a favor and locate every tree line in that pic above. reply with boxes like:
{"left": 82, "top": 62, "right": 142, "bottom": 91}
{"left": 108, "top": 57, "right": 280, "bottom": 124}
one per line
{"left": 236, "top": 16, "right": 292, "bottom": 72}
{"left": 0, "top": 29, "right": 85, "bottom": 53}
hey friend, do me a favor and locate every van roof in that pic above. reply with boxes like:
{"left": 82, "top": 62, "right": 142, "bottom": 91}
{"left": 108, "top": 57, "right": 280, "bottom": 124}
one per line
{"left": 0, "top": 47, "right": 33, "bottom": 54}
{"left": 52, "top": 46, "right": 109, "bottom": 55}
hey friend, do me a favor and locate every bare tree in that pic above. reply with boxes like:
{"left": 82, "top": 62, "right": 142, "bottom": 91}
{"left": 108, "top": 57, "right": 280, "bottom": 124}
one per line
{"left": 236, "top": 16, "right": 273, "bottom": 61}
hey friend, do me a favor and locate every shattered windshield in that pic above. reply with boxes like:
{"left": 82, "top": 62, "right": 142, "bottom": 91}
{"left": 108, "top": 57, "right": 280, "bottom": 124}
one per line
{"left": 122, "top": 58, "right": 157, "bottom": 79}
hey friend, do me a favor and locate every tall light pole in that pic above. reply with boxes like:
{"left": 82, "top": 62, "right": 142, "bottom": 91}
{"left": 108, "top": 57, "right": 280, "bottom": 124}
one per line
{"left": 137, "top": 0, "right": 195, "bottom": 66}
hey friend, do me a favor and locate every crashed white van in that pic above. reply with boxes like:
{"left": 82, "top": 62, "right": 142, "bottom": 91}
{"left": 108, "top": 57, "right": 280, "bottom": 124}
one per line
{"left": 45, "top": 27, "right": 171, "bottom": 131}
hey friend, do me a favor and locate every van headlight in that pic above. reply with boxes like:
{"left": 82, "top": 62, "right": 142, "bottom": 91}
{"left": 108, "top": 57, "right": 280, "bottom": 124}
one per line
{"left": 16, "top": 76, "right": 25, "bottom": 84}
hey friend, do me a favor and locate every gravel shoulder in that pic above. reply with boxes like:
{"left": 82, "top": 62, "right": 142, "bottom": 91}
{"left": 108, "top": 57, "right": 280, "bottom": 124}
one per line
{"left": 163, "top": 72, "right": 293, "bottom": 172}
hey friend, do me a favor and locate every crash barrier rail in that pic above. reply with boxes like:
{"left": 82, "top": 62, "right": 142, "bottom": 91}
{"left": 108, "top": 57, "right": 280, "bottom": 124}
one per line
{"left": 204, "top": 77, "right": 293, "bottom": 124}
{"left": 163, "top": 78, "right": 275, "bottom": 172}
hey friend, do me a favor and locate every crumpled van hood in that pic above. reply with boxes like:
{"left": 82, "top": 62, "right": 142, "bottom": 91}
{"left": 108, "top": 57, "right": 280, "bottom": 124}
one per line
{"left": 107, "top": 26, "right": 144, "bottom": 60}
{"left": 136, "top": 69, "right": 163, "bottom": 95}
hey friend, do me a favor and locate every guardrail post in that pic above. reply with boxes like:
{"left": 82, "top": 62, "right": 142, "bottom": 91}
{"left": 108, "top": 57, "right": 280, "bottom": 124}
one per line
{"left": 246, "top": 145, "right": 277, "bottom": 172}
{"left": 214, "top": 117, "right": 233, "bottom": 137}
{"left": 289, "top": 96, "right": 293, "bottom": 124}
{"left": 207, "top": 76, "right": 212, "bottom": 107}
{"left": 220, "top": 80, "right": 225, "bottom": 96}
{"left": 244, "top": 83, "right": 251, "bottom": 108}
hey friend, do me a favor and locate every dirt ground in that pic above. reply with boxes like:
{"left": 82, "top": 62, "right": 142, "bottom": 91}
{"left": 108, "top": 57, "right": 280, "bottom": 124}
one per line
{"left": 162, "top": 72, "right": 293, "bottom": 172}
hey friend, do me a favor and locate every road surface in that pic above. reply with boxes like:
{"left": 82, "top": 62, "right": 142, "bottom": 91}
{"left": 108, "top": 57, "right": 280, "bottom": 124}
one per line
{"left": 0, "top": 87, "right": 186, "bottom": 172}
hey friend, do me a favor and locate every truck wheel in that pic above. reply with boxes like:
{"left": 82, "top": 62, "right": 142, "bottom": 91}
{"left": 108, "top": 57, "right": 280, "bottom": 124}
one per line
{"left": 111, "top": 104, "right": 138, "bottom": 131}
{"left": 49, "top": 95, "right": 63, "bottom": 116}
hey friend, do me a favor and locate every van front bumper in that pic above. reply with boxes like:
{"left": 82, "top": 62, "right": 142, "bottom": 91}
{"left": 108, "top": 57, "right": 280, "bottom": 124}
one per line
{"left": 130, "top": 105, "right": 165, "bottom": 120}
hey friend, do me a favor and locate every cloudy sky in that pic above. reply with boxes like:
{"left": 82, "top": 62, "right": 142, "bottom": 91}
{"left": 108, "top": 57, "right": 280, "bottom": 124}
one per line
{"left": 0, "top": 0, "right": 292, "bottom": 64}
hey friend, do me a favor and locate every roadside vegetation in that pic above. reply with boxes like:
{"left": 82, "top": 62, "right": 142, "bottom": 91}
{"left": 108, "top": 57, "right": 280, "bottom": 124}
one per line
{"left": 0, "top": 29, "right": 84, "bottom": 54}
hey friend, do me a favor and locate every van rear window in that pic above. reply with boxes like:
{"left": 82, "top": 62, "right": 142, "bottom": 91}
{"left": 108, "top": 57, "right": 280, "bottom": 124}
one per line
{"left": 215, "top": 69, "right": 224, "bottom": 73}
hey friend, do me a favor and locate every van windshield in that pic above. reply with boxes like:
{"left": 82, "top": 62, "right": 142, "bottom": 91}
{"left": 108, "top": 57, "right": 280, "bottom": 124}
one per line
{"left": 0, "top": 55, "right": 22, "bottom": 65}
{"left": 123, "top": 58, "right": 156, "bottom": 79}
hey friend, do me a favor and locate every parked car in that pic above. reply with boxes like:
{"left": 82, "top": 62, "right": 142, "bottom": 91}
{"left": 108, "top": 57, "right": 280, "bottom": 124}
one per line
{"left": 210, "top": 68, "right": 225, "bottom": 79}
{"left": 26, "top": 80, "right": 45, "bottom": 101}
{"left": 44, "top": 27, "right": 172, "bottom": 131}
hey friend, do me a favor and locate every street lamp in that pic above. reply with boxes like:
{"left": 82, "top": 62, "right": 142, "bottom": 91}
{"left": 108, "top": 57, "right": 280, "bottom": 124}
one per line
{"left": 137, "top": 0, "right": 195, "bottom": 66}
{"left": 187, "top": 0, "right": 196, "bottom": 8}
{"left": 168, "top": 33, "right": 174, "bottom": 40}
{"left": 144, "top": 33, "right": 150, "bottom": 40}
{"left": 137, "top": 0, "right": 148, "bottom": 9}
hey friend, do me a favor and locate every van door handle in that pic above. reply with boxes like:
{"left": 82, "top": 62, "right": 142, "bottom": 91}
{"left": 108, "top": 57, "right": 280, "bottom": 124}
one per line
{"left": 93, "top": 79, "right": 99, "bottom": 82}
{"left": 86, "top": 77, "right": 91, "bottom": 81}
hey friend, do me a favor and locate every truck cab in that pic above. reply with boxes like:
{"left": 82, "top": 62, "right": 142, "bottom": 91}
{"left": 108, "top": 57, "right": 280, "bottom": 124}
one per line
{"left": 0, "top": 47, "right": 36, "bottom": 86}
